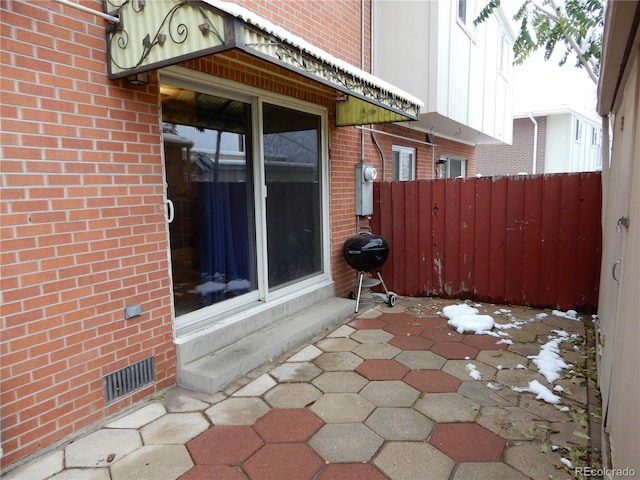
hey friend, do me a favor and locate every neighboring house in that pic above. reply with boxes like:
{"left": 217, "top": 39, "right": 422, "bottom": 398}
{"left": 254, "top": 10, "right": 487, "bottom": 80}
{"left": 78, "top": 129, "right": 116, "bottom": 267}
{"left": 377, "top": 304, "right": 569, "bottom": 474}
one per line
{"left": 477, "top": 108, "right": 603, "bottom": 176}
{"left": 372, "top": 0, "right": 515, "bottom": 180}
{"left": 0, "top": 0, "right": 513, "bottom": 470}
{"left": 595, "top": 1, "right": 640, "bottom": 474}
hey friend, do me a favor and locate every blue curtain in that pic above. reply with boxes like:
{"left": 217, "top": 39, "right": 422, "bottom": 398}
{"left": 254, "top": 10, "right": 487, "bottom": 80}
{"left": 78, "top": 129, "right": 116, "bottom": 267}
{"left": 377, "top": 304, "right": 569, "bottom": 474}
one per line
{"left": 199, "top": 182, "right": 250, "bottom": 305}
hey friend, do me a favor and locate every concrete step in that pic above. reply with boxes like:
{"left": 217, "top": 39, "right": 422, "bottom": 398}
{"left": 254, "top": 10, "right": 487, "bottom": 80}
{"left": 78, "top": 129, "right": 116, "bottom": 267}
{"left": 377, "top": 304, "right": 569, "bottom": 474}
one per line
{"left": 178, "top": 296, "right": 354, "bottom": 394}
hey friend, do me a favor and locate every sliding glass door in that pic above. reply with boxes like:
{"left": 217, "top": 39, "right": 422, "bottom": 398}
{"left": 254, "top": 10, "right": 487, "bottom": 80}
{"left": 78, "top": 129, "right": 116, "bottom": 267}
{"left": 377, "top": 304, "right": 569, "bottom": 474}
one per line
{"left": 162, "top": 87, "right": 257, "bottom": 317}
{"left": 263, "top": 103, "right": 322, "bottom": 290}
{"left": 161, "top": 80, "right": 325, "bottom": 325}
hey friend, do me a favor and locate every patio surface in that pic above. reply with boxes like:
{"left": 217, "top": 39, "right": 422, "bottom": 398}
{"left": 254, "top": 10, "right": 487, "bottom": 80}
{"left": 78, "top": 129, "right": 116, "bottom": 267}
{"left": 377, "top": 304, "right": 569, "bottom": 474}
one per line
{"left": 5, "top": 296, "right": 601, "bottom": 480}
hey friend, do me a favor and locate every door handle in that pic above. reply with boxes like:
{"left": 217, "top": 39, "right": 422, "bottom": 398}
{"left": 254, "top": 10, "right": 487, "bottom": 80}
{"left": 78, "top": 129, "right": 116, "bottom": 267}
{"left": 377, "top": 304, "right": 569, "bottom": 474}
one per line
{"left": 166, "top": 199, "right": 175, "bottom": 224}
{"left": 612, "top": 258, "right": 621, "bottom": 282}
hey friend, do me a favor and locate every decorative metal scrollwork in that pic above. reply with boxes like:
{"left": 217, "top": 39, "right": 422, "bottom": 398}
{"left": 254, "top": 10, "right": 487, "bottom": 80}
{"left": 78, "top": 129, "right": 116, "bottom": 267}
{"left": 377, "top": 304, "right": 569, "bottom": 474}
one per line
{"left": 251, "top": 40, "right": 419, "bottom": 117}
{"left": 106, "top": 0, "right": 224, "bottom": 72}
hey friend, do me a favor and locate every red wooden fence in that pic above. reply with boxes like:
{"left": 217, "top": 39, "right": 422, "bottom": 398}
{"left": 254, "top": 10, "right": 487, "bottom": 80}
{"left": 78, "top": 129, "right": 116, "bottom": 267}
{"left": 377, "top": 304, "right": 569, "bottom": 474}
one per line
{"left": 370, "top": 173, "right": 602, "bottom": 313}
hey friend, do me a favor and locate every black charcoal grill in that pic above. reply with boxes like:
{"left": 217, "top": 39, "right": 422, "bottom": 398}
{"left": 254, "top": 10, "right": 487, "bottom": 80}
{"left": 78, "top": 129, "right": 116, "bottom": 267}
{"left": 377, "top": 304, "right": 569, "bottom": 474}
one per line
{"left": 343, "top": 228, "right": 396, "bottom": 312}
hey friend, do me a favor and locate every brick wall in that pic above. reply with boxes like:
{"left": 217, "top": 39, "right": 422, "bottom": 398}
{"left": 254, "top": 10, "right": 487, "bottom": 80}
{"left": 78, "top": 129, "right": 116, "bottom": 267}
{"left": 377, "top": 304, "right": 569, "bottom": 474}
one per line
{"left": 477, "top": 116, "right": 547, "bottom": 176}
{"left": 0, "top": 0, "right": 481, "bottom": 466}
{"left": 0, "top": 0, "right": 175, "bottom": 467}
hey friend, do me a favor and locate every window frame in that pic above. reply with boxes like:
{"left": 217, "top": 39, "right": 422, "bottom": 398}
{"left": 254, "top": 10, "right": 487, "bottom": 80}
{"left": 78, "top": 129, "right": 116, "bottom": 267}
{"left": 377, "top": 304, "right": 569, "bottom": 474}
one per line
{"left": 392, "top": 145, "right": 416, "bottom": 181}
{"left": 160, "top": 66, "right": 331, "bottom": 335}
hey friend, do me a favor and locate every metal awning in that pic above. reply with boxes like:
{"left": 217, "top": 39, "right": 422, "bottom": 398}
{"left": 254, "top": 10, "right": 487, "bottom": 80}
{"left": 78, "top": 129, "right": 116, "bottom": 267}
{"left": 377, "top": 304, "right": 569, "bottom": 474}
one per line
{"left": 104, "top": 0, "right": 423, "bottom": 126}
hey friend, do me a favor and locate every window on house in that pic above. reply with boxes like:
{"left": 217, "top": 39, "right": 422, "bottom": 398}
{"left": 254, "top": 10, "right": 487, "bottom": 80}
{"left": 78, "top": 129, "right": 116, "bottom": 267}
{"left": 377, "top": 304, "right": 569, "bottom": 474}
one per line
{"left": 575, "top": 119, "right": 583, "bottom": 142}
{"left": 439, "top": 156, "right": 466, "bottom": 178}
{"left": 456, "top": 0, "right": 477, "bottom": 35}
{"left": 499, "top": 31, "right": 509, "bottom": 75}
{"left": 458, "top": 0, "right": 467, "bottom": 23}
{"left": 591, "top": 126, "right": 599, "bottom": 147}
{"left": 392, "top": 146, "right": 416, "bottom": 181}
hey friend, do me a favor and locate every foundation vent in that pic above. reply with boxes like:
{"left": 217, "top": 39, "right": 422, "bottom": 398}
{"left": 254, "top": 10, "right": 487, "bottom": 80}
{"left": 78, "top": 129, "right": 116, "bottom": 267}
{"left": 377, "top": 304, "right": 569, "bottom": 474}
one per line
{"left": 104, "top": 357, "right": 155, "bottom": 404}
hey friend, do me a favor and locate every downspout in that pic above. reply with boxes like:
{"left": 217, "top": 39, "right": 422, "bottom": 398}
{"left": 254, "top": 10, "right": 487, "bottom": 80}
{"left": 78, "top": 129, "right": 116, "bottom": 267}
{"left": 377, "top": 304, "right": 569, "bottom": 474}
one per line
{"left": 360, "top": 0, "right": 365, "bottom": 165}
{"left": 529, "top": 113, "right": 538, "bottom": 174}
{"left": 600, "top": 114, "right": 611, "bottom": 225}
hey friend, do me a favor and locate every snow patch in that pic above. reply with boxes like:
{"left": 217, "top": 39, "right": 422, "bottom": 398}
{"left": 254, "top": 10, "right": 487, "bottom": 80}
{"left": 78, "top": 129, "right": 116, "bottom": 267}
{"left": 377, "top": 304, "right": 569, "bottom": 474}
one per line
{"left": 512, "top": 380, "right": 561, "bottom": 404}
{"left": 443, "top": 304, "right": 495, "bottom": 334}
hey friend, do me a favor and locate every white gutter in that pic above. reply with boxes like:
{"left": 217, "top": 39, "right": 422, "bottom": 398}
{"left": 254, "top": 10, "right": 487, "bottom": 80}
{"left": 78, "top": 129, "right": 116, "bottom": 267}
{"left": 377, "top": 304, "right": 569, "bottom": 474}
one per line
{"left": 529, "top": 113, "right": 538, "bottom": 174}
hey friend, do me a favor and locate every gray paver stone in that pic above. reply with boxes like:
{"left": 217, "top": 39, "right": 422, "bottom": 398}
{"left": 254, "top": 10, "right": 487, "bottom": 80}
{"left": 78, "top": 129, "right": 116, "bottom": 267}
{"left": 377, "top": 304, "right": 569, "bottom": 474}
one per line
{"left": 232, "top": 373, "right": 276, "bottom": 397}
{"left": 106, "top": 403, "right": 167, "bottom": 429}
{"left": 313, "top": 351, "right": 363, "bottom": 371}
{"left": 395, "top": 350, "right": 446, "bottom": 370}
{"left": 452, "top": 462, "right": 529, "bottom": 480}
{"left": 476, "top": 350, "right": 530, "bottom": 369}
{"left": 309, "top": 423, "right": 383, "bottom": 462}
{"left": 456, "top": 381, "right": 518, "bottom": 407}
{"left": 140, "top": 412, "right": 209, "bottom": 444}
{"left": 352, "top": 342, "right": 401, "bottom": 359}
{"left": 315, "top": 337, "right": 359, "bottom": 352}
{"left": 270, "top": 362, "right": 322, "bottom": 382}
{"left": 109, "top": 445, "right": 193, "bottom": 480}
{"left": 263, "top": 383, "right": 322, "bottom": 408}
{"left": 2, "top": 450, "right": 64, "bottom": 480}
{"left": 495, "top": 367, "right": 548, "bottom": 388}
{"left": 442, "top": 359, "right": 497, "bottom": 381}
{"left": 365, "top": 407, "right": 434, "bottom": 440}
{"left": 310, "top": 393, "right": 375, "bottom": 423}
{"left": 477, "top": 406, "right": 548, "bottom": 441}
{"left": 205, "top": 397, "right": 270, "bottom": 425}
{"left": 349, "top": 329, "right": 393, "bottom": 344}
{"left": 65, "top": 429, "right": 142, "bottom": 468}
{"left": 163, "top": 388, "right": 211, "bottom": 412}
{"left": 50, "top": 468, "right": 111, "bottom": 480}
{"left": 327, "top": 325, "right": 356, "bottom": 338}
{"left": 312, "top": 371, "right": 368, "bottom": 393}
{"left": 286, "top": 345, "right": 323, "bottom": 362}
{"left": 414, "top": 393, "right": 480, "bottom": 423}
{"left": 504, "top": 441, "right": 564, "bottom": 480}
{"left": 360, "top": 381, "right": 419, "bottom": 407}
{"left": 374, "top": 442, "right": 455, "bottom": 480}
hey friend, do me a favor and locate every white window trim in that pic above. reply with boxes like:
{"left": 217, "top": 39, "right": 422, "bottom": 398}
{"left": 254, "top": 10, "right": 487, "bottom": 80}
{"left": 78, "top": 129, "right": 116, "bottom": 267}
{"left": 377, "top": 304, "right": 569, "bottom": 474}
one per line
{"left": 392, "top": 145, "right": 416, "bottom": 181}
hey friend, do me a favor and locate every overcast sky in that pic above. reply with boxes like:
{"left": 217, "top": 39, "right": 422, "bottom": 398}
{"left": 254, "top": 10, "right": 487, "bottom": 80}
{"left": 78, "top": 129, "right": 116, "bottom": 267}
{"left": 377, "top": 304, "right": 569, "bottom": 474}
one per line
{"left": 513, "top": 50, "right": 598, "bottom": 117}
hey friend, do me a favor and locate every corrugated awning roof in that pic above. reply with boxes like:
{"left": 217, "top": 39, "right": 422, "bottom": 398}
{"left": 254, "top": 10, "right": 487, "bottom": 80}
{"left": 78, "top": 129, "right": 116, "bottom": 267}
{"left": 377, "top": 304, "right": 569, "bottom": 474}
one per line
{"left": 104, "top": 0, "right": 423, "bottom": 126}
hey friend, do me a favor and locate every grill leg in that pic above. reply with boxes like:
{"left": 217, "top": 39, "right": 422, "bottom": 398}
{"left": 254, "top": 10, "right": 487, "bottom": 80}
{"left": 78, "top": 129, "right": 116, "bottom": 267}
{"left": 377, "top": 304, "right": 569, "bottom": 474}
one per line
{"left": 354, "top": 272, "right": 364, "bottom": 313}
{"left": 376, "top": 271, "right": 390, "bottom": 296}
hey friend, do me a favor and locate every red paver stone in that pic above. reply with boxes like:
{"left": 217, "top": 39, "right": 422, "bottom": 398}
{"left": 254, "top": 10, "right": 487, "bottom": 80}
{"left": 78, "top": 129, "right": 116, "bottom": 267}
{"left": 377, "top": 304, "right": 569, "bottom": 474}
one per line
{"left": 422, "top": 326, "right": 465, "bottom": 343}
{"left": 316, "top": 463, "right": 389, "bottom": 480}
{"left": 406, "top": 315, "right": 448, "bottom": 328}
{"left": 179, "top": 465, "right": 248, "bottom": 480}
{"left": 388, "top": 335, "right": 434, "bottom": 351}
{"left": 253, "top": 408, "right": 324, "bottom": 443}
{"left": 243, "top": 443, "right": 323, "bottom": 480}
{"left": 430, "top": 342, "right": 479, "bottom": 359}
{"left": 379, "top": 313, "right": 422, "bottom": 324}
{"left": 355, "top": 359, "right": 410, "bottom": 380}
{"left": 402, "top": 370, "right": 461, "bottom": 393}
{"left": 383, "top": 323, "right": 425, "bottom": 336}
{"left": 462, "top": 335, "right": 510, "bottom": 350}
{"left": 187, "top": 425, "right": 263, "bottom": 465}
{"left": 348, "top": 318, "right": 387, "bottom": 330}
{"left": 429, "top": 422, "right": 505, "bottom": 462}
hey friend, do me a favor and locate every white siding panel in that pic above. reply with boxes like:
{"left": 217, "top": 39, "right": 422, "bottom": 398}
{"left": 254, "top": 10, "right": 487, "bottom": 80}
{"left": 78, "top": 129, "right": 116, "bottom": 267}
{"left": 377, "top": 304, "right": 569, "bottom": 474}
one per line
{"left": 372, "top": 0, "right": 431, "bottom": 110}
